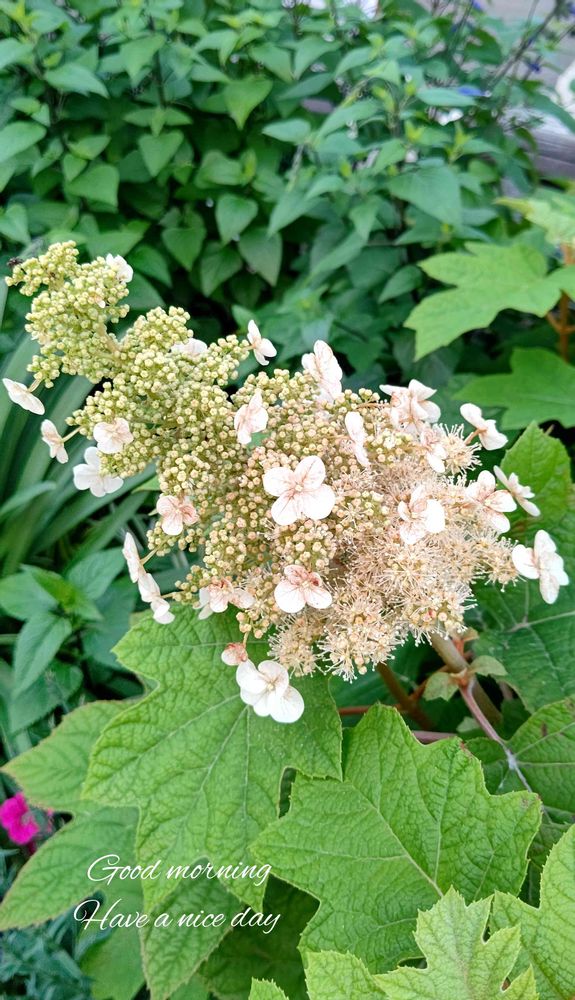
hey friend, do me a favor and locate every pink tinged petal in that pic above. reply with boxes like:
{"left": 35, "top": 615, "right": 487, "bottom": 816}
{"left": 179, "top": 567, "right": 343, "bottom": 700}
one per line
{"left": 269, "top": 685, "right": 304, "bottom": 724}
{"left": 489, "top": 511, "right": 511, "bottom": 534}
{"left": 296, "top": 455, "right": 326, "bottom": 491}
{"left": 304, "top": 583, "right": 332, "bottom": 610}
{"left": 270, "top": 493, "right": 300, "bottom": 526}
{"left": 539, "top": 570, "right": 561, "bottom": 605}
{"left": 299, "top": 483, "right": 335, "bottom": 521}
{"left": 409, "top": 379, "right": 436, "bottom": 402}
{"left": 222, "top": 643, "right": 248, "bottom": 666}
{"left": 399, "top": 521, "right": 427, "bottom": 545}
{"left": 512, "top": 545, "right": 539, "bottom": 579}
{"left": 232, "top": 588, "right": 255, "bottom": 610}
{"left": 275, "top": 579, "right": 306, "bottom": 613}
{"left": 423, "top": 499, "right": 445, "bottom": 534}
{"left": 488, "top": 491, "right": 516, "bottom": 514}
{"left": 263, "top": 466, "right": 294, "bottom": 497}
{"left": 534, "top": 530, "right": 557, "bottom": 561}
{"left": 3, "top": 378, "right": 45, "bottom": 415}
{"left": 210, "top": 592, "right": 230, "bottom": 613}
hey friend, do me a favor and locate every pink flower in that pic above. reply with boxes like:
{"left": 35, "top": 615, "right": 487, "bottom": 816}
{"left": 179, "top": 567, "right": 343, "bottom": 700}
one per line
{"left": 247, "top": 320, "right": 276, "bottom": 366}
{"left": 512, "top": 530, "right": 569, "bottom": 604}
{"left": 198, "top": 578, "right": 255, "bottom": 618}
{"left": 274, "top": 565, "right": 332, "bottom": 613}
{"left": 397, "top": 486, "right": 445, "bottom": 545}
{"left": 93, "top": 417, "right": 133, "bottom": 455}
{"left": 235, "top": 659, "right": 304, "bottom": 723}
{"left": 302, "top": 341, "right": 342, "bottom": 403}
{"left": 344, "top": 411, "right": 370, "bottom": 467}
{"left": 0, "top": 793, "right": 40, "bottom": 845}
{"left": 222, "top": 643, "right": 249, "bottom": 665}
{"left": 464, "top": 471, "right": 516, "bottom": 534}
{"left": 381, "top": 379, "right": 440, "bottom": 431}
{"left": 263, "top": 455, "right": 336, "bottom": 526}
{"left": 493, "top": 466, "right": 540, "bottom": 518}
{"left": 234, "top": 390, "right": 268, "bottom": 446}
{"left": 419, "top": 425, "right": 448, "bottom": 474}
{"left": 157, "top": 494, "right": 199, "bottom": 536}
{"left": 460, "top": 403, "right": 507, "bottom": 450}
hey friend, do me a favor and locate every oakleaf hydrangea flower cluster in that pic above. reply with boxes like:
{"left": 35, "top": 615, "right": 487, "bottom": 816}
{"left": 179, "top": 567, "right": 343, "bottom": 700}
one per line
{"left": 4, "top": 244, "right": 569, "bottom": 722}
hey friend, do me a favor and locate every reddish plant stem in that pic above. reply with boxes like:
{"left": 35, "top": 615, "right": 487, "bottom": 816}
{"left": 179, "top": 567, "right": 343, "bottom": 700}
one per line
{"left": 428, "top": 634, "right": 502, "bottom": 726}
{"left": 337, "top": 707, "right": 454, "bottom": 744}
{"left": 376, "top": 661, "right": 434, "bottom": 730}
{"left": 460, "top": 679, "right": 533, "bottom": 795}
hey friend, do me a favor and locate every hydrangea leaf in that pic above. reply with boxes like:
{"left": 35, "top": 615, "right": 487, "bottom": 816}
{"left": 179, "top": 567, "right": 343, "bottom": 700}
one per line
{"left": 140, "top": 878, "right": 239, "bottom": 1000}
{"left": 0, "top": 701, "right": 138, "bottom": 929}
{"left": 252, "top": 706, "right": 540, "bottom": 971}
{"left": 304, "top": 951, "right": 387, "bottom": 999}
{"left": 3, "top": 700, "right": 122, "bottom": 813}
{"left": 249, "top": 981, "right": 289, "bottom": 1000}
{"left": 456, "top": 348, "right": 575, "bottom": 430}
{"left": 492, "top": 825, "right": 575, "bottom": 1000}
{"left": 199, "top": 879, "right": 316, "bottom": 1000}
{"left": 468, "top": 699, "right": 575, "bottom": 823}
{"left": 83, "top": 608, "right": 342, "bottom": 910}
{"left": 404, "top": 244, "right": 575, "bottom": 358}
{"left": 474, "top": 509, "right": 575, "bottom": 711}
{"left": 499, "top": 192, "right": 575, "bottom": 247}
{"left": 378, "top": 888, "right": 539, "bottom": 1000}
{"left": 500, "top": 423, "right": 572, "bottom": 532}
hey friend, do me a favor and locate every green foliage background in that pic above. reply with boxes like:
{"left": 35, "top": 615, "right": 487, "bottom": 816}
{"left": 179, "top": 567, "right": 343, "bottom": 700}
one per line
{"left": 1, "top": 0, "right": 575, "bottom": 997}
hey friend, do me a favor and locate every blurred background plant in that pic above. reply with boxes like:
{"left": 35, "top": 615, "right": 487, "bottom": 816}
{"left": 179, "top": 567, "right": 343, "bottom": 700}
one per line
{"left": 1, "top": 0, "right": 575, "bottom": 996}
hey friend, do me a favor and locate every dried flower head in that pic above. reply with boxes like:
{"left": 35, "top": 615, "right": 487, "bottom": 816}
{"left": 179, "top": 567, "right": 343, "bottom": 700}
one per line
{"left": 4, "top": 243, "right": 567, "bottom": 722}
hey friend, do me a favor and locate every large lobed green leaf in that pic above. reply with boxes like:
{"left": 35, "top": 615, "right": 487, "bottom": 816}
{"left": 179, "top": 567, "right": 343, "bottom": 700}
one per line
{"left": 474, "top": 425, "right": 575, "bottom": 710}
{"left": 492, "top": 826, "right": 575, "bottom": 1000}
{"left": 83, "top": 608, "right": 342, "bottom": 910}
{"left": 253, "top": 706, "right": 540, "bottom": 972}
{"left": 405, "top": 243, "right": 575, "bottom": 358}
{"left": 458, "top": 349, "right": 575, "bottom": 430}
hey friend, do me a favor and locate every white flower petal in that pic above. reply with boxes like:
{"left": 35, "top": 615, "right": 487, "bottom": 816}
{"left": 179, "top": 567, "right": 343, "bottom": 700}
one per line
{"left": 275, "top": 579, "right": 306, "bottom": 613}
{"left": 512, "top": 544, "right": 539, "bottom": 579}
{"left": 299, "top": 483, "right": 335, "bottom": 521}
{"left": 269, "top": 685, "right": 304, "bottom": 724}
{"left": 3, "top": 378, "right": 45, "bottom": 414}
{"left": 271, "top": 493, "right": 300, "bottom": 526}
{"left": 423, "top": 499, "right": 445, "bottom": 534}
{"left": 460, "top": 403, "right": 483, "bottom": 428}
{"left": 263, "top": 466, "right": 293, "bottom": 498}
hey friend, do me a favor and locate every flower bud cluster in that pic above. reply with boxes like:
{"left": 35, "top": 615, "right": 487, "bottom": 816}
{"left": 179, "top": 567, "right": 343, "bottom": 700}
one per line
{"left": 5, "top": 244, "right": 568, "bottom": 695}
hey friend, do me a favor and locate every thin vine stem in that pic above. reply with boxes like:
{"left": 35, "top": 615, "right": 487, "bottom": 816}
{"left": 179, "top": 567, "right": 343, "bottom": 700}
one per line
{"left": 376, "top": 662, "right": 434, "bottom": 730}
{"left": 460, "top": 679, "right": 535, "bottom": 796}
{"left": 428, "top": 633, "right": 502, "bottom": 726}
